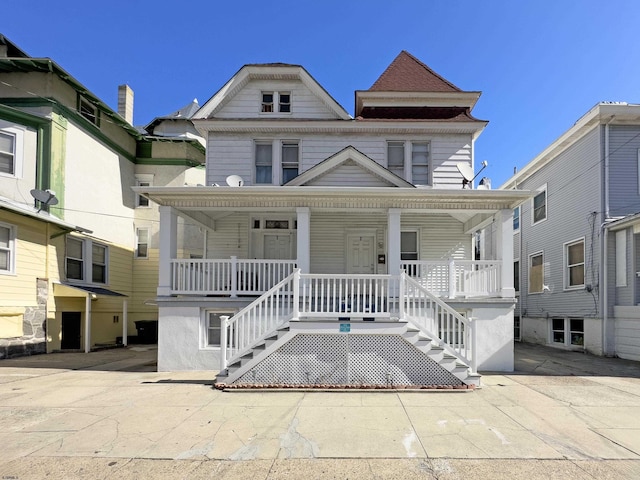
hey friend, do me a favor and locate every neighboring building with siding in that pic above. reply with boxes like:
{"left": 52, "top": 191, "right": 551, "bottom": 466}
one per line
{"left": 500, "top": 102, "right": 640, "bottom": 359}
{"left": 139, "top": 51, "right": 531, "bottom": 388}
{"left": 0, "top": 35, "right": 204, "bottom": 358}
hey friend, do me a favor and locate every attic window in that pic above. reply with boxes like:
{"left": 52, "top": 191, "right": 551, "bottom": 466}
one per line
{"left": 279, "top": 92, "right": 291, "bottom": 113}
{"left": 78, "top": 95, "right": 99, "bottom": 125}
{"left": 261, "top": 92, "right": 274, "bottom": 112}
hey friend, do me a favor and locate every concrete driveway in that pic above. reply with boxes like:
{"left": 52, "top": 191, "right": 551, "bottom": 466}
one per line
{"left": 1, "top": 343, "right": 640, "bottom": 479}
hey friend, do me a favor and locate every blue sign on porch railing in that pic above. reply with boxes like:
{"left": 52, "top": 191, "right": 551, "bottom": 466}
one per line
{"left": 339, "top": 323, "right": 351, "bottom": 333}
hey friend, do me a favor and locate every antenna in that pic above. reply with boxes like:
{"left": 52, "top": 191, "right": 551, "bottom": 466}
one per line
{"left": 457, "top": 161, "right": 488, "bottom": 189}
{"left": 30, "top": 189, "right": 58, "bottom": 212}
{"left": 226, "top": 175, "right": 244, "bottom": 187}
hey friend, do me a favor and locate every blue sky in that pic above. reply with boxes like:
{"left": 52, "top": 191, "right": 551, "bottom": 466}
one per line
{"left": 4, "top": 1, "right": 640, "bottom": 186}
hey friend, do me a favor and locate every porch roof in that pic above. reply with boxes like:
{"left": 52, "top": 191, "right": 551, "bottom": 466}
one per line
{"left": 135, "top": 185, "right": 533, "bottom": 231}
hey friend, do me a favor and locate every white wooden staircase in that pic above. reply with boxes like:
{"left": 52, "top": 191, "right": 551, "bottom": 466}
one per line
{"left": 214, "top": 270, "right": 480, "bottom": 390}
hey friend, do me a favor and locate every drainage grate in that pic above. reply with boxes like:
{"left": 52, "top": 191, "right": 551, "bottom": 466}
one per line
{"left": 234, "top": 334, "right": 463, "bottom": 386}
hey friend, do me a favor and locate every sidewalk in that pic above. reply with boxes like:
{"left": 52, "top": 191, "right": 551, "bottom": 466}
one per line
{"left": 1, "top": 343, "right": 639, "bottom": 479}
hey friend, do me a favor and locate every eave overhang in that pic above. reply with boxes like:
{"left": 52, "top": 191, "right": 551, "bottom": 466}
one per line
{"left": 134, "top": 185, "right": 533, "bottom": 212}
{"left": 192, "top": 118, "right": 487, "bottom": 139}
{"left": 355, "top": 90, "right": 482, "bottom": 116}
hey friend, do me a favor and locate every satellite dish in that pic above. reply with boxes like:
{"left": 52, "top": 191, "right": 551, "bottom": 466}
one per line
{"left": 226, "top": 175, "right": 244, "bottom": 187}
{"left": 456, "top": 161, "right": 489, "bottom": 189}
{"left": 30, "top": 188, "right": 58, "bottom": 211}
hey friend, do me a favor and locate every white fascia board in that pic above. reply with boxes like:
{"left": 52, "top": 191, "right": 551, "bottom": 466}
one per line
{"left": 192, "top": 118, "right": 487, "bottom": 137}
{"left": 356, "top": 91, "right": 481, "bottom": 111}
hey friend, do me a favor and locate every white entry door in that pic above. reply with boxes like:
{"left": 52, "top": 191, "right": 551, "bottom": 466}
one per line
{"left": 264, "top": 234, "right": 291, "bottom": 259}
{"left": 346, "top": 234, "right": 376, "bottom": 274}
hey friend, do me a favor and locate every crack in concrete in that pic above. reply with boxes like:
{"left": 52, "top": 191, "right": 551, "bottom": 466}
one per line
{"left": 279, "top": 417, "right": 319, "bottom": 459}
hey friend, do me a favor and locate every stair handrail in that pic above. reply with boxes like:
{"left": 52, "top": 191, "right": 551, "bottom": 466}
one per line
{"left": 401, "top": 272, "right": 476, "bottom": 372}
{"left": 221, "top": 269, "right": 299, "bottom": 371}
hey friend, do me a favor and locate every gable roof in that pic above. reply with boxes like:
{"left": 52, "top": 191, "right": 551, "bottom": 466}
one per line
{"left": 285, "top": 146, "right": 414, "bottom": 188}
{"left": 144, "top": 98, "right": 200, "bottom": 133}
{"left": 193, "top": 63, "right": 351, "bottom": 120}
{"left": 369, "top": 51, "right": 461, "bottom": 93}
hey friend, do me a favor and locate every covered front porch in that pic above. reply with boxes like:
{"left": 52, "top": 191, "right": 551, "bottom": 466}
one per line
{"left": 149, "top": 186, "right": 529, "bottom": 300}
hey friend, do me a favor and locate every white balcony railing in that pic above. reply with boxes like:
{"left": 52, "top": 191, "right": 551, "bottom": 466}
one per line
{"left": 400, "top": 259, "right": 502, "bottom": 298}
{"left": 170, "top": 257, "right": 297, "bottom": 296}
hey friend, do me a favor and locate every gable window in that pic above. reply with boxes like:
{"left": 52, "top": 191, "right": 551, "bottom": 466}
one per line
{"left": 529, "top": 252, "right": 544, "bottom": 293}
{"left": 513, "top": 206, "right": 520, "bottom": 233}
{"left": 532, "top": 186, "right": 547, "bottom": 224}
{"left": 66, "top": 236, "right": 108, "bottom": 284}
{"left": 387, "top": 141, "right": 405, "bottom": 178}
{"left": 279, "top": 92, "right": 291, "bottom": 113}
{"left": 0, "top": 223, "right": 16, "bottom": 274}
{"left": 136, "top": 227, "right": 149, "bottom": 259}
{"left": 261, "top": 92, "right": 274, "bottom": 112}
{"left": 136, "top": 175, "right": 153, "bottom": 208}
{"left": 255, "top": 142, "right": 273, "bottom": 184}
{"left": 411, "top": 142, "right": 429, "bottom": 185}
{"left": 564, "top": 239, "right": 585, "bottom": 289}
{"left": 281, "top": 141, "right": 299, "bottom": 183}
{"left": 78, "top": 95, "right": 99, "bottom": 126}
{"left": 261, "top": 91, "right": 291, "bottom": 114}
{"left": 0, "top": 131, "right": 15, "bottom": 176}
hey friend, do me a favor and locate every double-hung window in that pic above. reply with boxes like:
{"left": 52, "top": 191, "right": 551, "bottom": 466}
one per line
{"left": 136, "top": 175, "right": 153, "bottom": 208}
{"left": 514, "top": 259, "right": 520, "bottom": 293}
{"left": 0, "top": 131, "right": 16, "bottom": 176}
{"left": 564, "top": 239, "right": 585, "bottom": 289}
{"left": 513, "top": 206, "right": 520, "bottom": 233}
{"left": 532, "top": 186, "right": 547, "bottom": 224}
{"left": 281, "top": 141, "right": 299, "bottom": 183}
{"left": 529, "top": 252, "right": 544, "bottom": 293}
{"left": 136, "top": 228, "right": 149, "bottom": 259}
{"left": 255, "top": 142, "right": 273, "bottom": 184}
{"left": 203, "top": 311, "right": 233, "bottom": 347}
{"left": 411, "top": 142, "right": 430, "bottom": 185}
{"left": 261, "top": 91, "right": 291, "bottom": 113}
{"left": 0, "top": 223, "right": 16, "bottom": 274}
{"left": 66, "top": 236, "right": 108, "bottom": 284}
{"left": 387, "top": 141, "right": 405, "bottom": 178}
{"left": 92, "top": 244, "right": 107, "bottom": 283}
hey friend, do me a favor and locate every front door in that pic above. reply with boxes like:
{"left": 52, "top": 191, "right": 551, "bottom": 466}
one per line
{"left": 61, "top": 312, "right": 81, "bottom": 350}
{"left": 264, "top": 234, "right": 291, "bottom": 259}
{"left": 346, "top": 234, "right": 376, "bottom": 274}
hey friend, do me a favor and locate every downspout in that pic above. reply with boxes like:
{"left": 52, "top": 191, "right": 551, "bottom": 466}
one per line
{"left": 601, "top": 118, "right": 614, "bottom": 355}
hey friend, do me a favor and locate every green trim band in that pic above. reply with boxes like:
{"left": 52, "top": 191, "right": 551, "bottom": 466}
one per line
{"left": 135, "top": 157, "right": 203, "bottom": 167}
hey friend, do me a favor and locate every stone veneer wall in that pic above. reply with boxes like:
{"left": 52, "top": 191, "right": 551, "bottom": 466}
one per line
{"left": 0, "top": 278, "right": 48, "bottom": 359}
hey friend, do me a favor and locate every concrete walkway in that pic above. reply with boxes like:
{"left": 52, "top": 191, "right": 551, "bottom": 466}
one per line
{"left": 1, "top": 343, "right": 640, "bottom": 479}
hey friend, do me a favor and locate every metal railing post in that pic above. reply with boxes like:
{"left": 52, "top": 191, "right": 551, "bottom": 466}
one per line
{"left": 220, "top": 315, "right": 229, "bottom": 372}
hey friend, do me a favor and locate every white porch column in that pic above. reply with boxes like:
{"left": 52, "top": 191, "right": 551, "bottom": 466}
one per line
{"left": 387, "top": 208, "right": 401, "bottom": 275}
{"left": 496, "top": 208, "right": 515, "bottom": 298}
{"left": 296, "top": 207, "right": 310, "bottom": 273}
{"left": 84, "top": 295, "right": 91, "bottom": 353}
{"left": 122, "top": 299, "right": 128, "bottom": 347}
{"left": 158, "top": 206, "right": 178, "bottom": 296}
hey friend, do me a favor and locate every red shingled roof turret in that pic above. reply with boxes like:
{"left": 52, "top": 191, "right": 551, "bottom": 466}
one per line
{"left": 369, "top": 51, "right": 461, "bottom": 92}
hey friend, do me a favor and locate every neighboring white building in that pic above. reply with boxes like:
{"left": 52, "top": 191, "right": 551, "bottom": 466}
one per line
{"left": 140, "top": 52, "right": 531, "bottom": 387}
{"left": 501, "top": 103, "right": 640, "bottom": 360}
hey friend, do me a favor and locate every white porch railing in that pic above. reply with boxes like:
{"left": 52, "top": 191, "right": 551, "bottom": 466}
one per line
{"left": 400, "top": 259, "right": 502, "bottom": 298}
{"left": 170, "top": 257, "right": 297, "bottom": 296}
{"left": 220, "top": 269, "right": 475, "bottom": 373}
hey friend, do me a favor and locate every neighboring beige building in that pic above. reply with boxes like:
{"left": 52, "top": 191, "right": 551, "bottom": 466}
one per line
{"left": 0, "top": 35, "right": 204, "bottom": 358}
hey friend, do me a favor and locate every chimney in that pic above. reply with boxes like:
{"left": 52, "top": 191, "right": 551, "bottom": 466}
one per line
{"left": 117, "top": 84, "right": 134, "bottom": 125}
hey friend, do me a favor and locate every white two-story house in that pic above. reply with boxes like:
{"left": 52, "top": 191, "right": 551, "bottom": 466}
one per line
{"left": 138, "top": 51, "right": 531, "bottom": 388}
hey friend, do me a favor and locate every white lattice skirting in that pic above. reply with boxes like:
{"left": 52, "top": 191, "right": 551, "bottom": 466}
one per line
{"left": 234, "top": 334, "right": 463, "bottom": 387}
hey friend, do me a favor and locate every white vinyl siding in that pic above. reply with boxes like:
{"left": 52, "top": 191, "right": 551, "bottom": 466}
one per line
{"left": 206, "top": 133, "right": 472, "bottom": 188}
{"left": 0, "top": 222, "right": 16, "bottom": 274}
